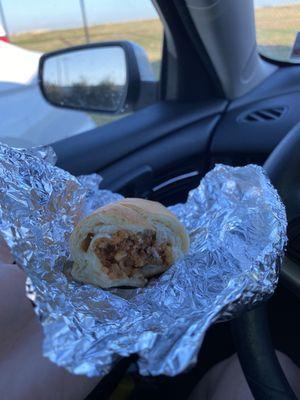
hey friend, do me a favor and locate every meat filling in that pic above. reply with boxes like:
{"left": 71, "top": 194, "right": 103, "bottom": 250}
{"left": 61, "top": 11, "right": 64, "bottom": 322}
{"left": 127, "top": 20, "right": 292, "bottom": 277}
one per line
{"left": 90, "top": 229, "right": 173, "bottom": 279}
{"left": 81, "top": 232, "right": 95, "bottom": 252}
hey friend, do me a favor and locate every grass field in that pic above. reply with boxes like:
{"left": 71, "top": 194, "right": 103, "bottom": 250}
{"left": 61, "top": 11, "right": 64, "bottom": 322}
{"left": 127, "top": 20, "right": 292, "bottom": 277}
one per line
{"left": 11, "top": 5, "right": 300, "bottom": 65}
{"left": 255, "top": 4, "right": 300, "bottom": 61}
{"left": 11, "top": 18, "right": 163, "bottom": 74}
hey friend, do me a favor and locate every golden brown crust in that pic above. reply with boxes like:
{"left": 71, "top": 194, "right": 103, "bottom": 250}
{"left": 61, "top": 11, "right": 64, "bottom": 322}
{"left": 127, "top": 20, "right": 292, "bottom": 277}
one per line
{"left": 69, "top": 198, "right": 190, "bottom": 288}
{"left": 117, "top": 198, "right": 189, "bottom": 253}
{"left": 75, "top": 202, "right": 152, "bottom": 230}
{"left": 118, "top": 198, "right": 176, "bottom": 219}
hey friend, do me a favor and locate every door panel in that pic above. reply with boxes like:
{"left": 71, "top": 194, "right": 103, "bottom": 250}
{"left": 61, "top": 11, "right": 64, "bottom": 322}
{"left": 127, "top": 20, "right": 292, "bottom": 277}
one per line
{"left": 54, "top": 100, "right": 226, "bottom": 175}
{"left": 53, "top": 99, "right": 226, "bottom": 205}
{"left": 54, "top": 65, "right": 300, "bottom": 204}
{"left": 100, "top": 115, "right": 220, "bottom": 204}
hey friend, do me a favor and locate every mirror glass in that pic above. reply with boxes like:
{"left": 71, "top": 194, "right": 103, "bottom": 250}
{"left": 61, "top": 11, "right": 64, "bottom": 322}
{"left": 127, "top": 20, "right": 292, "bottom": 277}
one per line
{"left": 42, "top": 46, "right": 127, "bottom": 112}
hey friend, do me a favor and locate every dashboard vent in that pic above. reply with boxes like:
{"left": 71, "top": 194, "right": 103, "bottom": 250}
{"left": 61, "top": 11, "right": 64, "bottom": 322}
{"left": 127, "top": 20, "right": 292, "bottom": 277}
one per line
{"left": 239, "top": 106, "right": 287, "bottom": 123}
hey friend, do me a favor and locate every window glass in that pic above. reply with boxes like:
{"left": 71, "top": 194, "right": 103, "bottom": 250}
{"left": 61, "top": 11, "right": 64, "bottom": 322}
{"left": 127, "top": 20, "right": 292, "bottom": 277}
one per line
{"left": 254, "top": 0, "right": 300, "bottom": 63}
{"left": 0, "top": 1, "right": 163, "bottom": 146}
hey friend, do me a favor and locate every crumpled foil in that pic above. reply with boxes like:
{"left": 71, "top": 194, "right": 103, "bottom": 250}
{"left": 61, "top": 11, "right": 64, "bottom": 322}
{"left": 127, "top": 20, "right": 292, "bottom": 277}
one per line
{"left": 0, "top": 144, "right": 287, "bottom": 377}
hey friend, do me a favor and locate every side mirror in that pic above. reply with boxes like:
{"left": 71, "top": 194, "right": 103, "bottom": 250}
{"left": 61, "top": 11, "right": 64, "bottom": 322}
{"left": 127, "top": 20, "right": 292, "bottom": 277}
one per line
{"left": 38, "top": 41, "right": 158, "bottom": 114}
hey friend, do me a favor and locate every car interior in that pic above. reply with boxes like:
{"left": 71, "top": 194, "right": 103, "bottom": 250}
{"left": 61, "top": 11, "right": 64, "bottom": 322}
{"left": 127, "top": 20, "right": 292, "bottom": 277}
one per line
{"left": 36, "top": 0, "right": 300, "bottom": 398}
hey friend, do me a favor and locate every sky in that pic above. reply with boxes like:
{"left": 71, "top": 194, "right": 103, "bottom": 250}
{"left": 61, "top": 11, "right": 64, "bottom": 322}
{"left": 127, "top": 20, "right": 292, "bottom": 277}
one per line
{"left": 1, "top": 0, "right": 300, "bottom": 35}
{"left": 1, "top": 0, "right": 159, "bottom": 34}
{"left": 255, "top": 0, "right": 300, "bottom": 6}
{"left": 45, "top": 46, "right": 126, "bottom": 86}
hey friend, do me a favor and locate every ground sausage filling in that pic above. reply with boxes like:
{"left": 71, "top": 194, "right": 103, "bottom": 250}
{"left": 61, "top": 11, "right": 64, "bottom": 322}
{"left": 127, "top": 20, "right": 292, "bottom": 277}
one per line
{"left": 81, "top": 232, "right": 95, "bottom": 252}
{"left": 89, "top": 229, "right": 173, "bottom": 279}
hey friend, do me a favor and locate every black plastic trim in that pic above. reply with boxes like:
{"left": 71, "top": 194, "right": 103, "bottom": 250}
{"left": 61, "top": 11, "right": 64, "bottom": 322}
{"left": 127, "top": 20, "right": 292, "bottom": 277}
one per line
{"left": 99, "top": 115, "right": 219, "bottom": 201}
{"left": 173, "top": 0, "right": 224, "bottom": 98}
{"left": 153, "top": 0, "right": 222, "bottom": 101}
{"left": 260, "top": 52, "right": 300, "bottom": 68}
{"left": 228, "top": 66, "right": 300, "bottom": 110}
{"left": 211, "top": 91, "right": 300, "bottom": 156}
{"left": 238, "top": 106, "right": 288, "bottom": 124}
{"left": 53, "top": 99, "right": 227, "bottom": 175}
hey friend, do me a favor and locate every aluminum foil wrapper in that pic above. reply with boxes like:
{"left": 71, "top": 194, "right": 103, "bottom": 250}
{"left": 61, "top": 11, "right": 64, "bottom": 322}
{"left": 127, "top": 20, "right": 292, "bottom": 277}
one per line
{"left": 0, "top": 144, "right": 287, "bottom": 377}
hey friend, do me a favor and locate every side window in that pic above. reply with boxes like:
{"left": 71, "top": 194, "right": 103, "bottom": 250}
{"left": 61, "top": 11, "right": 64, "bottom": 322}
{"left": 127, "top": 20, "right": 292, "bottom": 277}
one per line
{"left": 0, "top": 1, "right": 163, "bottom": 146}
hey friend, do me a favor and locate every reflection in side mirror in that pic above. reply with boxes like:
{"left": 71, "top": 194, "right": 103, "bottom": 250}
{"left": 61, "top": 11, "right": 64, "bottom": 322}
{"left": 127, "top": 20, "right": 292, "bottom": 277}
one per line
{"left": 42, "top": 46, "right": 127, "bottom": 113}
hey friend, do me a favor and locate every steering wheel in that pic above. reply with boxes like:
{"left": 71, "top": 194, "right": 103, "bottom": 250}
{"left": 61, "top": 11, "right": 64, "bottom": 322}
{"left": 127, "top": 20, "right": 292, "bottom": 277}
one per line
{"left": 231, "top": 122, "right": 300, "bottom": 400}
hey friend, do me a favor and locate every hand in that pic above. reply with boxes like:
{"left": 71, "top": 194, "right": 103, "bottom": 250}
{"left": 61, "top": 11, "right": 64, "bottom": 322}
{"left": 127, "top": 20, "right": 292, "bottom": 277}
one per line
{"left": 0, "top": 242, "right": 100, "bottom": 400}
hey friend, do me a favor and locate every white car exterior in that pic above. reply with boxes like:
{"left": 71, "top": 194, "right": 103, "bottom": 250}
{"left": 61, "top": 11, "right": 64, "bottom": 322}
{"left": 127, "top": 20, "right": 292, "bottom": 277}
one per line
{"left": 0, "top": 41, "right": 96, "bottom": 147}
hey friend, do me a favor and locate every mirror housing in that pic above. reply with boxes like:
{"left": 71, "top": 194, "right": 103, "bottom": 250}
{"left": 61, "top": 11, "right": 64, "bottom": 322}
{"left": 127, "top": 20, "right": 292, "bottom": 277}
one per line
{"left": 38, "top": 41, "right": 158, "bottom": 114}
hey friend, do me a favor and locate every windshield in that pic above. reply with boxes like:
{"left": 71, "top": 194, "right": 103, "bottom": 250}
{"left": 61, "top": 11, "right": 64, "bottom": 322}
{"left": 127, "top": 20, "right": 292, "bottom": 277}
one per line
{"left": 254, "top": 0, "right": 300, "bottom": 63}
